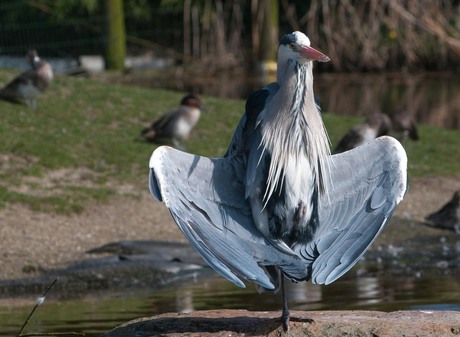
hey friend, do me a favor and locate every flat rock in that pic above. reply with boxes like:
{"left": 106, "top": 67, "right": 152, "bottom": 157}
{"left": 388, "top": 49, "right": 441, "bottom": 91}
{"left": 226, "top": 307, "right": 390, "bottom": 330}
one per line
{"left": 102, "top": 309, "right": 460, "bottom": 336}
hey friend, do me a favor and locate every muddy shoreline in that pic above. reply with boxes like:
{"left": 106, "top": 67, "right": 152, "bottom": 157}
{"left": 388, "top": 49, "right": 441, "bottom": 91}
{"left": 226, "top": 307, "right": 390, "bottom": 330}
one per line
{"left": 0, "top": 175, "right": 459, "bottom": 299}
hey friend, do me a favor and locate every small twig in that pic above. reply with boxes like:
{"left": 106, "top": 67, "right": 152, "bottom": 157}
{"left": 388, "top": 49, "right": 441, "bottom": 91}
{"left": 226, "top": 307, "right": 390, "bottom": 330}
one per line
{"left": 17, "top": 278, "right": 59, "bottom": 337}
{"left": 16, "top": 278, "right": 86, "bottom": 336}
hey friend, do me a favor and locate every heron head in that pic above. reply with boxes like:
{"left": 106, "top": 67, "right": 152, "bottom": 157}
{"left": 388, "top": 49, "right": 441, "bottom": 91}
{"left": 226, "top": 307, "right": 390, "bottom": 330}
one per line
{"left": 278, "top": 32, "right": 329, "bottom": 65}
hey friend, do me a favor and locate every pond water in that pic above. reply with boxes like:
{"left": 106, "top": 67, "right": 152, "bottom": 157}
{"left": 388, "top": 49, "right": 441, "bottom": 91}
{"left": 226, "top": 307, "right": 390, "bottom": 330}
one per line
{"left": 1, "top": 272, "right": 459, "bottom": 337}
{"left": 1, "top": 220, "right": 459, "bottom": 336}
{"left": 125, "top": 68, "right": 460, "bottom": 130}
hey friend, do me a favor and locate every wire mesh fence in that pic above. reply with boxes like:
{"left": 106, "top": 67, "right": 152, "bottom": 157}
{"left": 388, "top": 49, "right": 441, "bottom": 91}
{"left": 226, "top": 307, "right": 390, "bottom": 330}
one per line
{"left": 0, "top": 1, "right": 183, "bottom": 59}
{"left": 0, "top": 1, "right": 459, "bottom": 71}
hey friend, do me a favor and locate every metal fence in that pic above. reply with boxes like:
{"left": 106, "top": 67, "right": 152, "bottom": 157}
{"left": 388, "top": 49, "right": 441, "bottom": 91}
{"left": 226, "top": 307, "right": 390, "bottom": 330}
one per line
{"left": 0, "top": 1, "right": 183, "bottom": 58}
{"left": 1, "top": 1, "right": 459, "bottom": 71}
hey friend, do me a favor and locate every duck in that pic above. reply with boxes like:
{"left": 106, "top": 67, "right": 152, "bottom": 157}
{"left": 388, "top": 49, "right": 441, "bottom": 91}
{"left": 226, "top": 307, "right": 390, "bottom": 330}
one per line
{"left": 0, "top": 50, "right": 53, "bottom": 109}
{"left": 334, "top": 112, "right": 392, "bottom": 153}
{"left": 140, "top": 94, "right": 202, "bottom": 149}
{"left": 387, "top": 109, "right": 419, "bottom": 141}
{"left": 425, "top": 190, "right": 460, "bottom": 234}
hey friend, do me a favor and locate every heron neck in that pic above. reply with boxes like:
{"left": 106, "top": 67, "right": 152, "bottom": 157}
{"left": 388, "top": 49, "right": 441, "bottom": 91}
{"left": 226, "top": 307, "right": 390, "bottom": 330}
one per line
{"left": 260, "top": 60, "right": 330, "bottom": 197}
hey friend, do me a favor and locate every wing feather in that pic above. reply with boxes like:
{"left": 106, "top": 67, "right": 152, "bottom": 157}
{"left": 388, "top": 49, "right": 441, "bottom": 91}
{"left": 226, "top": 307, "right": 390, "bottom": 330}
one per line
{"left": 149, "top": 146, "right": 310, "bottom": 289}
{"left": 295, "top": 136, "right": 407, "bottom": 285}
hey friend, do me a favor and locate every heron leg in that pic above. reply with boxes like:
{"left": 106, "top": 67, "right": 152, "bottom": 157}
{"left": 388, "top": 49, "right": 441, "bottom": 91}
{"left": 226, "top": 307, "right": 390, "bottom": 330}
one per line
{"left": 280, "top": 276, "right": 290, "bottom": 332}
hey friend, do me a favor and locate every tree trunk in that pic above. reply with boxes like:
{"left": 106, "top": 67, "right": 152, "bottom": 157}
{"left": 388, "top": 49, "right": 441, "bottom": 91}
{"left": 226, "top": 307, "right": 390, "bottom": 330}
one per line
{"left": 258, "top": 0, "right": 278, "bottom": 62}
{"left": 105, "top": 0, "right": 126, "bottom": 70}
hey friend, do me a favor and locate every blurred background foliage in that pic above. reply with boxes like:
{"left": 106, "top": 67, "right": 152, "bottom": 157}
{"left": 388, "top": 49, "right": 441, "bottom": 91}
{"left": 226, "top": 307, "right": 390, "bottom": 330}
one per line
{"left": 0, "top": 0, "right": 459, "bottom": 72}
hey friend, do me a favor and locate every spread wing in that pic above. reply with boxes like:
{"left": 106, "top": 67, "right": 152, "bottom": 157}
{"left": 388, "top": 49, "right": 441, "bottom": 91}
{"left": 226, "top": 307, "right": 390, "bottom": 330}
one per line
{"left": 149, "top": 146, "right": 309, "bottom": 290}
{"left": 296, "top": 136, "right": 408, "bottom": 285}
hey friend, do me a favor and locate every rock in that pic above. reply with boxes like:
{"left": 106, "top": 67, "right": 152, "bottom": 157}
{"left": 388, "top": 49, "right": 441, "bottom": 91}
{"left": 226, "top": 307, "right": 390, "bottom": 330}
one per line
{"left": 102, "top": 309, "right": 460, "bottom": 336}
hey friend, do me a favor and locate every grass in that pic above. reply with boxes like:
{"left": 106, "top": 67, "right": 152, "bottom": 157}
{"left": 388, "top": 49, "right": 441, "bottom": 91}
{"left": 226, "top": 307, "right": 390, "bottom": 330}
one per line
{"left": 0, "top": 69, "right": 458, "bottom": 213}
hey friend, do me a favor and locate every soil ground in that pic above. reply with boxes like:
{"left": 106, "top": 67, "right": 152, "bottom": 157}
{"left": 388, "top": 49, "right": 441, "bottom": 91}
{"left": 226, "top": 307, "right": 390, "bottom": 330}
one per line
{"left": 1, "top": 174, "right": 459, "bottom": 281}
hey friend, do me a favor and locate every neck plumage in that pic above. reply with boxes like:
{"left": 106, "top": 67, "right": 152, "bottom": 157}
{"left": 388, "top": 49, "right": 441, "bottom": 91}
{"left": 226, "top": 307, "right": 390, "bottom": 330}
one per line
{"left": 259, "top": 60, "right": 330, "bottom": 202}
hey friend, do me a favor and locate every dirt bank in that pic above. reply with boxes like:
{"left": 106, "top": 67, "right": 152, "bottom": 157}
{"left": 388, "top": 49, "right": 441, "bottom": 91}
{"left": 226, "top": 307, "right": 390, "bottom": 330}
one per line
{"left": 0, "top": 174, "right": 459, "bottom": 281}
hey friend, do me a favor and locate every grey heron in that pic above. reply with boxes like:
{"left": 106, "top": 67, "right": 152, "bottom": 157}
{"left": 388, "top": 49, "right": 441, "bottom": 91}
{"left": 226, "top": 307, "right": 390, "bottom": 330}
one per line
{"left": 334, "top": 112, "right": 392, "bottom": 153}
{"left": 140, "top": 94, "right": 202, "bottom": 149}
{"left": 0, "top": 50, "right": 53, "bottom": 109}
{"left": 148, "top": 31, "right": 407, "bottom": 331}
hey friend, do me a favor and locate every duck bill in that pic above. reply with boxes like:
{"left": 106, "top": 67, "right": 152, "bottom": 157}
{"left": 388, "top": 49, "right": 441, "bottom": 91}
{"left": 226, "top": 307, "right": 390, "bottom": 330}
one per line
{"left": 300, "top": 45, "right": 330, "bottom": 62}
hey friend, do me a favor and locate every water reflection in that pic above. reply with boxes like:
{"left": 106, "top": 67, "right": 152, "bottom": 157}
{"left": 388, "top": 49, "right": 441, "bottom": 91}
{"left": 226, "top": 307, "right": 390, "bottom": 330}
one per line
{"left": 315, "top": 73, "right": 460, "bottom": 130}
{"left": 127, "top": 68, "right": 460, "bottom": 130}
{"left": 2, "top": 271, "right": 459, "bottom": 337}
{"left": 285, "top": 281, "right": 322, "bottom": 307}
{"left": 131, "top": 270, "right": 460, "bottom": 316}
{"left": 175, "top": 288, "right": 194, "bottom": 313}
{"left": 355, "top": 276, "right": 382, "bottom": 305}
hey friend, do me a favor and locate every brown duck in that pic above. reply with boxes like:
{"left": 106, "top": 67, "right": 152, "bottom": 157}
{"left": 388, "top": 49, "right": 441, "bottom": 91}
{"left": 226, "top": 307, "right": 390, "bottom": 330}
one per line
{"left": 334, "top": 112, "right": 392, "bottom": 153}
{"left": 140, "top": 94, "right": 202, "bottom": 149}
{"left": 0, "top": 50, "right": 53, "bottom": 109}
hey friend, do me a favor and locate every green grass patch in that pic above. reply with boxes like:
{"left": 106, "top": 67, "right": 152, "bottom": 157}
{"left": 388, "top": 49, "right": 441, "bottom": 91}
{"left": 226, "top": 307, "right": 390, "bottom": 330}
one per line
{"left": 0, "top": 69, "right": 458, "bottom": 213}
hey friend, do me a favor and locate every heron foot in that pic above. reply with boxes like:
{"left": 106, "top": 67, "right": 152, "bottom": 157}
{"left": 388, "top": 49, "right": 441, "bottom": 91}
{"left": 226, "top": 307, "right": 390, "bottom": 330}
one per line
{"left": 281, "top": 309, "right": 290, "bottom": 332}
{"left": 281, "top": 314, "right": 315, "bottom": 332}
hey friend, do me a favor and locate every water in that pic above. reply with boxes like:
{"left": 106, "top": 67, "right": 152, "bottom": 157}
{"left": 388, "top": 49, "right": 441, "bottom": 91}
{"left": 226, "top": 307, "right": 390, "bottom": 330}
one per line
{"left": 315, "top": 72, "right": 460, "bottom": 130}
{"left": 0, "top": 276, "right": 460, "bottom": 336}
{"left": 125, "top": 68, "right": 460, "bottom": 130}
{"left": 1, "top": 220, "right": 459, "bottom": 336}
{"left": 1, "top": 273, "right": 459, "bottom": 336}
